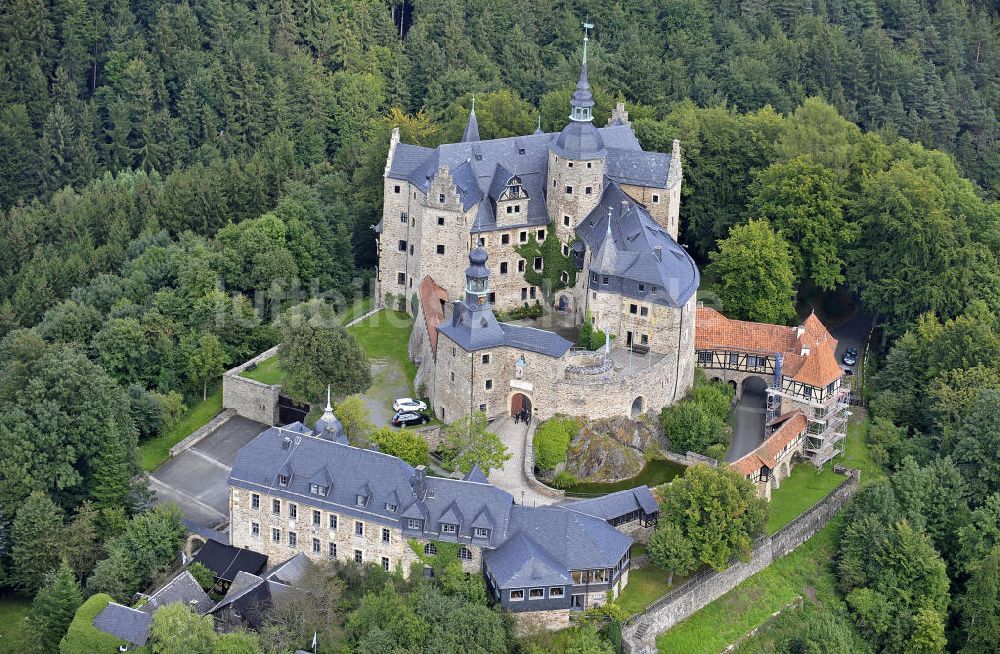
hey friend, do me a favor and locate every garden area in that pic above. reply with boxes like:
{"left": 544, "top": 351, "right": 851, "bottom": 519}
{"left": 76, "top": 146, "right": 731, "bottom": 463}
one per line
{"left": 137, "top": 387, "right": 223, "bottom": 472}
{"left": 0, "top": 597, "right": 31, "bottom": 652}
{"left": 559, "top": 459, "right": 686, "bottom": 496}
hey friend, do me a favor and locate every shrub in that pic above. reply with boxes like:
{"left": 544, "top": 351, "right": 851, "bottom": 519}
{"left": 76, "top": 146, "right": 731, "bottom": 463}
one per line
{"left": 552, "top": 470, "right": 579, "bottom": 488}
{"left": 59, "top": 594, "right": 123, "bottom": 654}
{"left": 578, "top": 320, "right": 613, "bottom": 351}
{"left": 188, "top": 562, "right": 216, "bottom": 590}
{"left": 533, "top": 416, "right": 579, "bottom": 471}
{"left": 369, "top": 426, "right": 429, "bottom": 466}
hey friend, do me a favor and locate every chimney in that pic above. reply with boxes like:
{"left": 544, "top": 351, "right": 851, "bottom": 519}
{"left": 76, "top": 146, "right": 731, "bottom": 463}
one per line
{"left": 413, "top": 465, "right": 427, "bottom": 498}
{"left": 653, "top": 246, "right": 662, "bottom": 261}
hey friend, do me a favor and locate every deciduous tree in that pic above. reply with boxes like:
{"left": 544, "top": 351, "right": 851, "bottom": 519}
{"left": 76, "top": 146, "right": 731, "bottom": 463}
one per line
{"left": 440, "top": 411, "right": 510, "bottom": 476}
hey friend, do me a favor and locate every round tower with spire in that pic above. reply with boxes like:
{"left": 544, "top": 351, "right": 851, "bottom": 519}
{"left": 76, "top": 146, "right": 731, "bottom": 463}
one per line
{"left": 547, "top": 21, "right": 607, "bottom": 243}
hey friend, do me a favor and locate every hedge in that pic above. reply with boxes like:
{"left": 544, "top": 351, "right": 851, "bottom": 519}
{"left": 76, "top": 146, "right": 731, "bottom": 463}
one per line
{"left": 533, "top": 416, "right": 580, "bottom": 470}
{"left": 59, "top": 593, "right": 124, "bottom": 654}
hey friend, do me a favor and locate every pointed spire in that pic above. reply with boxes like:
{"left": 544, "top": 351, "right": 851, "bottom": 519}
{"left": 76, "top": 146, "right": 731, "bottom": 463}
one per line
{"left": 533, "top": 114, "right": 543, "bottom": 135}
{"left": 592, "top": 206, "right": 618, "bottom": 274}
{"left": 570, "top": 21, "right": 596, "bottom": 122}
{"left": 318, "top": 384, "right": 336, "bottom": 428}
{"left": 324, "top": 385, "right": 333, "bottom": 412}
{"left": 461, "top": 94, "right": 480, "bottom": 142}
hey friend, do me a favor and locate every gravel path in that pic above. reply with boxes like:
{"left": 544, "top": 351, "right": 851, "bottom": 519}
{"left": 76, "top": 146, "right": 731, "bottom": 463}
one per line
{"left": 487, "top": 416, "right": 559, "bottom": 507}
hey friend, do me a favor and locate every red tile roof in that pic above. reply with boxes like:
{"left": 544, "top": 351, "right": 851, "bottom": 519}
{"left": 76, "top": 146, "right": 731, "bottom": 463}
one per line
{"left": 695, "top": 307, "right": 842, "bottom": 388}
{"left": 418, "top": 276, "right": 449, "bottom": 354}
{"left": 729, "top": 411, "right": 807, "bottom": 476}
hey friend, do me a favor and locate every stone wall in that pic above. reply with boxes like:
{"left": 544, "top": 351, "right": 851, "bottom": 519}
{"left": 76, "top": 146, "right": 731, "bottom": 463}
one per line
{"left": 229, "top": 486, "right": 485, "bottom": 577}
{"left": 222, "top": 346, "right": 281, "bottom": 425}
{"left": 513, "top": 608, "right": 571, "bottom": 636}
{"left": 621, "top": 468, "right": 861, "bottom": 654}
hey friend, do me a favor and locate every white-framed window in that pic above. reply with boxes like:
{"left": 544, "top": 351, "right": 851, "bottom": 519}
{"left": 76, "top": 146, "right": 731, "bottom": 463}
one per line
{"left": 519, "top": 231, "right": 528, "bottom": 243}
{"left": 502, "top": 234, "right": 510, "bottom": 245}
{"left": 312, "top": 510, "right": 321, "bottom": 526}
{"left": 382, "top": 528, "right": 390, "bottom": 543}
{"left": 529, "top": 588, "right": 545, "bottom": 600}
{"left": 549, "top": 587, "right": 565, "bottom": 598}
{"left": 356, "top": 494, "right": 366, "bottom": 507}
{"left": 329, "top": 514, "right": 338, "bottom": 529}
{"left": 272, "top": 499, "right": 281, "bottom": 515}
{"left": 355, "top": 521, "right": 364, "bottom": 536}
{"left": 354, "top": 549, "right": 363, "bottom": 563}
{"left": 289, "top": 503, "right": 297, "bottom": 519}
{"left": 408, "top": 518, "right": 424, "bottom": 530}
{"left": 482, "top": 353, "right": 490, "bottom": 364}
{"left": 382, "top": 557, "right": 390, "bottom": 571}
{"left": 562, "top": 244, "right": 569, "bottom": 256}
{"left": 563, "top": 215, "right": 571, "bottom": 227}
{"left": 518, "top": 260, "right": 525, "bottom": 272}
{"left": 510, "top": 589, "right": 524, "bottom": 601}
{"left": 251, "top": 493, "right": 259, "bottom": 509}
{"left": 251, "top": 522, "right": 259, "bottom": 537}
{"left": 312, "top": 538, "right": 320, "bottom": 554}
{"left": 537, "top": 229, "right": 545, "bottom": 240}
{"left": 459, "top": 547, "right": 473, "bottom": 561}
{"left": 329, "top": 542, "right": 337, "bottom": 557}
{"left": 652, "top": 193, "right": 660, "bottom": 203}
{"left": 565, "top": 185, "right": 573, "bottom": 194}
{"left": 474, "top": 527, "right": 490, "bottom": 539}
{"left": 272, "top": 528, "right": 281, "bottom": 543}
{"left": 385, "top": 502, "right": 397, "bottom": 512}
{"left": 534, "top": 257, "right": 543, "bottom": 271}
{"left": 440, "top": 523, "right": 457, "bottom": 534}
{"left": 640, "top": 306, "right": 648, "bottom": 317}
{"left": 288, "top": 532, "right": 297, "bottom": 548}
{"left": 424, "top": 543, "right": 437, "bottom": 555}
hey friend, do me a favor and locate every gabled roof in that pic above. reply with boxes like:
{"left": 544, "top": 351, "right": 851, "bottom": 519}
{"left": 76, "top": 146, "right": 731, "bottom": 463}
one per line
{"left": 464, "top": 464, "right": 488, "bottom": 483}
{"left": 265, "top": 552, "right": 310, "bottom": 586}
{"left": 471, "top": 505, "right": 496, "bottom": 529}
{"left": 695, "top": 307, "right": 843, "bottom": 388}
{"left": 141, "top": 570, "right": 213, "bottom": 615}
{"left": 566, "top": 486, "right": 658, "bottom": 521}
{"left": 386, "top": 123, "right": 670, "bottom": 234}
{"left": 730, "top": 411, "right": 808, "bottom": 476}
{"left": 483, "top": 504, "right": 632, "bottom": 589}
{"left": 423, "top": 475, "right": 514, "bottom": 546}
{"left": 93, "top": 602, "right": 151, "bottom": 646}
{"left": 192, "top": 539, "right": 267, "bottom": 584}
{"left": 576, "top": 182, "right": 699, "bottom": 307}
{"left": 484, "top": 532, "right": 573, "bottom": 588}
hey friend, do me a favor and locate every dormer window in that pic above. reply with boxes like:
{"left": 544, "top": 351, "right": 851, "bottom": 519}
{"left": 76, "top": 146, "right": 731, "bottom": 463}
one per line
{"left": 278, "top": 474, "right": 289, "bottom": 486}
{"left": 309, "top": 484, "right": 328, "bottom": 496}
{"left": 356, "top": 494, "right": 367, "bottom": 507}
{"left": 385, "top": 503, "right": 398, "bottom": 512}
{"left": 474, "top": 527, "right": 490, "bottom": 539}
{"left": 440, "top": 523, "right": 457, "bottom": 534}
{"left": 408, "top": 519, "right": 424, "bottom": 530}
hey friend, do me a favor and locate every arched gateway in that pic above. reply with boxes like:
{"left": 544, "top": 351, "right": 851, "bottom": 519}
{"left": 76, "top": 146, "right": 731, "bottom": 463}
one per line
{"left": 510, "top": 393, "right": 532, "bottom": 418}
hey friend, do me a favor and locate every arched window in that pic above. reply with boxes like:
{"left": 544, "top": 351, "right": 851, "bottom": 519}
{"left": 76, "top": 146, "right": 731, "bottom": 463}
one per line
{"left": 458, "top": 547, "right": 473, "bottom": 561}
{"left": 424, "top": 543, "right": 437, "bottom": 555}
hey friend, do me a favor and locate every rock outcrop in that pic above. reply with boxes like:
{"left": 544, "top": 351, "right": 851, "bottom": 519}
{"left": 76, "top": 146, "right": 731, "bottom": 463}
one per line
{"left": 564, "top": 415, "right": 662, "bottom": 482}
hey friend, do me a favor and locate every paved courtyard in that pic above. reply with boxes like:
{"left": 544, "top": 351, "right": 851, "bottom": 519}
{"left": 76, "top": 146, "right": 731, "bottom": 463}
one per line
{"left": 359, "top": 358, "right": 411, "bottom": 427}
{"left": 725, "top": 379, "right": 768, "bottom": 462}
{"left": 148, "top": 415, "right": 266, "bottom": 530}
{"left": 487, "top": 416, "right": 559, "bottom": 507}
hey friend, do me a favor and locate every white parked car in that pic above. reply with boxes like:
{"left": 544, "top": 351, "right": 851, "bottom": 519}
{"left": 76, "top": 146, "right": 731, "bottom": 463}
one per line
{"left": 393, "top": 398, "right": 427, "bottom": 413}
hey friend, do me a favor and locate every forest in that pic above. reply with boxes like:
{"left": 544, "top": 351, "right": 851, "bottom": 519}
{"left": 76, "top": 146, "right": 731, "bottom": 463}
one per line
{"left": 0, "top": 0, "right": 998, "bottom": 652}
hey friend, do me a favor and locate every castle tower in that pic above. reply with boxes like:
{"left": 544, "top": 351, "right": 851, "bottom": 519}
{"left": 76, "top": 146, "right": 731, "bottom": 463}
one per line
{"left": 547, "top": 22, "right": 606, "bottom": 243}
{"left": 464, "top": 246, "right": 491, "bottom": 308}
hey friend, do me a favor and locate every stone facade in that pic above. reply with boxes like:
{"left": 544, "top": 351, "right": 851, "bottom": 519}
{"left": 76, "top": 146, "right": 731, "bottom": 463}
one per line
{"left": 228, "top": 486, "right": 483, "bottom": 576}
{"left": 513, "top": 608, "right": 572, "bottom": 636}
{"left": 222, "top": 346, "right": 281, "bottom": 425}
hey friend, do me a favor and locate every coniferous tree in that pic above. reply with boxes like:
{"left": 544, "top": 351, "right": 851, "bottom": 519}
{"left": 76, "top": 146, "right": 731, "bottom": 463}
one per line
{"left": 29, "top": 560, "right": 83, "bottom": 650}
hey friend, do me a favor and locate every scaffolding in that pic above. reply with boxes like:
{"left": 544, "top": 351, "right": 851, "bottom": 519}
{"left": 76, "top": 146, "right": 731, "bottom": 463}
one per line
{"left": 767, "top": 380, "right": 849, "bottom": 468}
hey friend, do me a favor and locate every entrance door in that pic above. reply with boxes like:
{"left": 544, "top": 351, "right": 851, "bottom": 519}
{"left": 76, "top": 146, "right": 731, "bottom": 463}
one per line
{"left": 511, "top": 393, "right": 532, "bottom": 417}
{"left": 626, "top": 331, "right": 633, "bottom": 347}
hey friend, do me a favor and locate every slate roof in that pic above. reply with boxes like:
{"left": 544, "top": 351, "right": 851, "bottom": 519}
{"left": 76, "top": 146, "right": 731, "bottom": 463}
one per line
{"left": 192, "top": 538, "right": 267, "bottom": 583}
{"left": 567, "top": 486, "right": 659, "bottom": 521}
{"left": 464, "top": 464, "right": 488, "bottom": 483}
{"left": 386, "top": 123, "right": 669, "bottom": 234}
{"left": 462, "top": 106, "right": 480, "bottom": 142}
{"left": 93, "top": 603, "right": 150, "bottom": 646}
{"left": 229, "top": 425, "right": 516, "bottom": 548}
{"left": 576, "top": 182, "right": 700, "bottom": 307}
{"left": 484, "top": 505, "right": 632, "bottom": 588}
{"left": 141, "top": 570, "right": 214, "bottom": 615}
{"left": 484, "top": 532, "right": 573, "bottom": 588}
{"left": 696, "top": 307, "right": 843, "bottom": 388}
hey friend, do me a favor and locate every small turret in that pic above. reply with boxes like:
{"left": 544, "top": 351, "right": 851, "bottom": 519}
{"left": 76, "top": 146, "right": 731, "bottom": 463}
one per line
{"left": 461, "top": 95, "right": 480, "bottom": 143}
{"left": 465, "top": 247, "right": 491, "bottom": 307}
{"left": 314, "top": 385, "right": 347, "bottom": 443}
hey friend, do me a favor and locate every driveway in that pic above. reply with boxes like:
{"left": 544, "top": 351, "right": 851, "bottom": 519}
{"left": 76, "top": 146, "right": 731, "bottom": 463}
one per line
{"left": 831, "top": 310, "right": 873, "bottom": 367}
{"left": 725, "top": 379, "right": 768, "bottom": 462}
{"left": 358, "top": 358, "right": 412, "bottom": 427}
{"left": 149, "top": 415, "right": 267, "bottom": 529}
{"left": 487, "top": 417, "right": 559, "bottom": 507}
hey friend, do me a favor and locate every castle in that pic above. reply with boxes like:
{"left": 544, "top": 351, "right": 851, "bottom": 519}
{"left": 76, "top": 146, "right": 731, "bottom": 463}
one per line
{"left": 378, "top": 28, "right": 699, "bottom": 423}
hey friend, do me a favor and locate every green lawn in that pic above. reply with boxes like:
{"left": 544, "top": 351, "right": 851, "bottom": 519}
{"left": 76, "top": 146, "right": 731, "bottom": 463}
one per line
{"left": 347, "top": 309, "right": 417, "bottom": 386}
{"left": 138, "top": 387, "right": 223, "bottom": 472}
{"left": 617, "top": 566, "right": 692, "bottom": 616}
{"left": 340, "top": 296, "right": 374, "bottom": 324}
{"left": 0, "top": 597, "right": 32, "bottom": 652}
{"left": 239, "top": 354, "right": 284, "bottom": 385}
{"left": 766, "top": 464, "right": 845, "bottom": 534}
{"left": 656, "top": 516, "right": 843, "bottom": 654}
{"left": 840, "top": 411, "right": 883, "bottom": 485}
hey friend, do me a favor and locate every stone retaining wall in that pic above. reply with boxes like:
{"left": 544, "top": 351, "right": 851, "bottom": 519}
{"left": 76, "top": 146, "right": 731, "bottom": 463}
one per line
{"left": 622, "top": 468, "right": 860, "bottom": 654}
{"left": 222, "top": 345, "right": 281, "bottom": 425}
{"left": 168, "top": 409, "right": 237, "bottom": 457}
{"left": 523, "top": 420, "right": 567, "bottom": 500}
